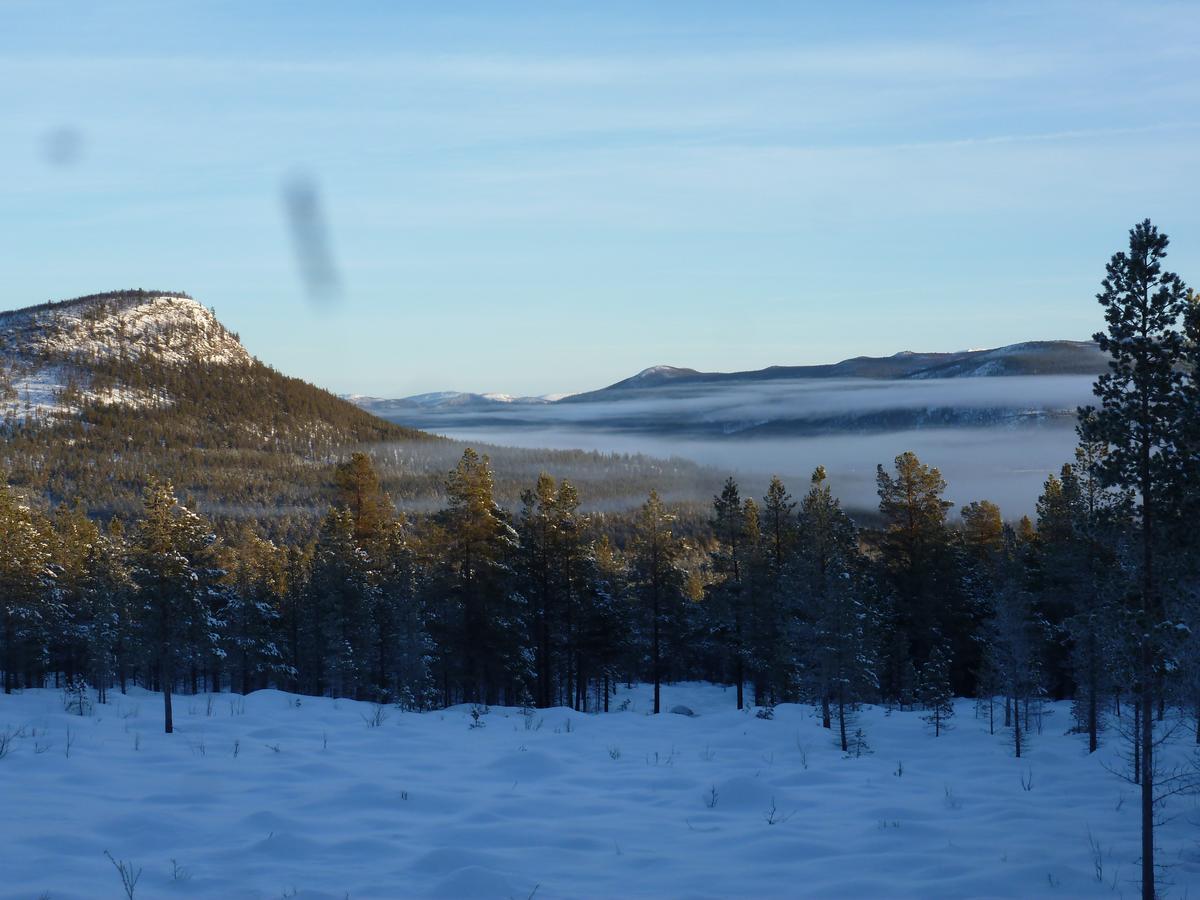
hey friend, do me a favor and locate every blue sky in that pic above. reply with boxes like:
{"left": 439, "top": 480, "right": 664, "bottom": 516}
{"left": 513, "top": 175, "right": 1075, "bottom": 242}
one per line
{"left": 2, "top": 1, "right": 1198, "bottom": 397}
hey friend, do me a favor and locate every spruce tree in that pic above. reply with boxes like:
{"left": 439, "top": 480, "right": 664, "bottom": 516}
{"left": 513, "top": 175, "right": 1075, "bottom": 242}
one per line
{"left": 918, "top": 643, "right": 954, "bottom": 737}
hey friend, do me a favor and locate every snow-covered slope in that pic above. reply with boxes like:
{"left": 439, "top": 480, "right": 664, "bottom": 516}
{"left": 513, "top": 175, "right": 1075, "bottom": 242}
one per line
{"left": 0, "top": 682, "right": 1195, "bottom": 899}
{"left": 0, "top": 290, "right": 251, "bottom": 423}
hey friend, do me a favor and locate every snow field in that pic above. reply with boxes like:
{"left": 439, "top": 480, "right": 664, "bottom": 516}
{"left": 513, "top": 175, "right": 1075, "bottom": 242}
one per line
{"left": 1, "top": 683, "right": 1197, "bottom": 899}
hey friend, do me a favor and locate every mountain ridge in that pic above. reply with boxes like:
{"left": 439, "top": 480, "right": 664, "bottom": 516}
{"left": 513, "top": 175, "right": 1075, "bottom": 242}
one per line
{"left": 354, "top": 339, "right": 1105, "bottom": 412}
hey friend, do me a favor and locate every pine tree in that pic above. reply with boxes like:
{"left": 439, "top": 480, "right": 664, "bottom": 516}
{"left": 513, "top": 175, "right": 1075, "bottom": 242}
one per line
{"left": 79, "top": 523, "right": 133, "bottom": 704}
{"left": 631, "top": 490, "right": 686, "bottom": 714}
{"left": 708, "top": 478, "right": 751, "bottom": 709}
{"left": 0, "top": 484, "right": 54, "bottom": 694}
{"left": 576, "top": 535, "right": 631, "bottom": 713}
{"left": 307, "top": 508, "right": 377, "bottom": 699}
{"left": 875, "top": 452, "right": 972, "bottom": 694}
{"left": 796, "top": 466, "right": 863, "bottom": 730}
{"left": 130, "top": 480, "right": 223, "bottom": 733}
{"left": 960, "top": 500, "right": 1004, "bottom": 563}
{"left": 371, "top": 518, "right": 431, "bottom": 708}
{"left": 222, "top": 529, "right": 287, "bottom": 695}
{"left": 982, "top": 564, "right": 1044, "bottom": 758}
{"left": 426, "top": 450, "right": 521, "bottom": 705}
{"left": 1078, "top": 220, "right": 1190, "bottom": 900}
{"left": 333, "top": 451, "right": 393, "bottom": 545}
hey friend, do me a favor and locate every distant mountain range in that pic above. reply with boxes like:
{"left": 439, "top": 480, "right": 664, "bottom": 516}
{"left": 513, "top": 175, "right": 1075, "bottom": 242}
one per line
{"left": 348, "top": 340, "right": 1106, "bottom": 438}
{"left": 570, "top": 340, "right": 1106, "bottom": 399}
{"left": 352, "top": 340, "right": 1104, "bottom": 415}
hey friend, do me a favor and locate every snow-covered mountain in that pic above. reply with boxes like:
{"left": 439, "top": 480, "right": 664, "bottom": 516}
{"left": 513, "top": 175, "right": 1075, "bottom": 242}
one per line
{"left": 0, "top": 290, "right": 251, "bottom": 423}
{"left": 347, "top": 390, "right": 560, "bottom": 415}
{"left": 0, "top": 288, "right": 431, "bottom": 523}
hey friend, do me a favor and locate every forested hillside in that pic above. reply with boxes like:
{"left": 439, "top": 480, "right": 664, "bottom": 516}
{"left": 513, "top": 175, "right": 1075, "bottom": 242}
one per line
{"left": 0, "top": 291, "right": 720, "bottom": 539}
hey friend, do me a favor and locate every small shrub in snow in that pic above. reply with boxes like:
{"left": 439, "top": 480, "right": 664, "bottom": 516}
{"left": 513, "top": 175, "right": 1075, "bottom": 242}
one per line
{"left": 794, "top": 739, "right": 809, "bottom": 770}
{"left": 0, "top": 727, "right": 19, "bottom": 760}
{"left": 763, "top": 797, "right": 793, "bottom": 825}
{"left": 361, "top": 704, "right": 389, "bottom": 728}
{"left": 1085, "top": 828, "right": 1105, "bottom": 882}
{"left": 607, "top": 745, "right": 621, "bottom": 760}
{"left": 755, "top": 706, "right": 774, "bottom": 720}
{"left": 704, "top": 785, "right": 719, "bottom": 809}
{"left": 469, "top": 707, "right": 486, "bottom": 729}
{"left": 104, "top": 851, "right": 142, "bottom": 899}
{"left": 845, "top": 728, "right": 871, "bottom": 758}
{"left": 62, "top": 678, "right": 92, "bottom": 717}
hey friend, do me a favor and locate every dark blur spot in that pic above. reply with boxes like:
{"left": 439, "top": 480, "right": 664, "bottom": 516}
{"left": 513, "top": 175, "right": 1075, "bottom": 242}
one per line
{"left": 282, "top": 173, "right": 341, "bottom": 305}
{"left": 41, "top": 127, "right": 84, "bottom": 167}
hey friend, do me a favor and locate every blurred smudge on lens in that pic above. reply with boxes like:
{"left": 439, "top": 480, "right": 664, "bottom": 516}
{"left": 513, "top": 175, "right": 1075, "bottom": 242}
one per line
{"left": 40, "top": 127, "right": 84, "bottom": 167}
{"left": 281, "top": 173, "right": 341, "bottom": 305}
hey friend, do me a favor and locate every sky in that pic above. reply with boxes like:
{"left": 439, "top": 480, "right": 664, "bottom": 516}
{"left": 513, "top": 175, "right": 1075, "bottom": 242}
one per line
{"left": 2, "top": 1, "right": 1199, "bottom": 397}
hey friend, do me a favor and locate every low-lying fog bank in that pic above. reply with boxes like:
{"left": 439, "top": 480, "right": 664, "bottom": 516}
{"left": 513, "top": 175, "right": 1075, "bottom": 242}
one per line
{"left": 411, "top": 423, "right": 1079, "bottom": 518}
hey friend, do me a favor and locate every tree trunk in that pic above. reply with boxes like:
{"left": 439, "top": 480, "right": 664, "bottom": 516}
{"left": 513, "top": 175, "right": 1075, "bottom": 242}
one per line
{"left": 837, "top": 694, "right": 848, "bottom": 753}
{"left": 162, "top": 659, "right": 174, "bottom": 734}
{"left": 1141, "top": 659, "right": 1155, "bottom": 900}
{"left": 736, "top": 659, "right": 744, "bottom": 711}
{"left": 1013, "top": 694, "right": 1022, "bottom": 758}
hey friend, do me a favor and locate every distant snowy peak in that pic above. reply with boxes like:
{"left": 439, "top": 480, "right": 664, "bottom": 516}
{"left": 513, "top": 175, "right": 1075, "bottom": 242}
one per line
{"left": 347, "top": 389, "right": 566, "bottom": 414}
{"left": 0, "top": 290, "right": 252, "bottom": 423}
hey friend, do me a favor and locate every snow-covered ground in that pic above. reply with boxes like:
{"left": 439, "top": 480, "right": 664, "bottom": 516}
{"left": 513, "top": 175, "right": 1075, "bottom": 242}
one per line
{"left": 1, "top": 684, "right": 1198, "bottom": 899}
